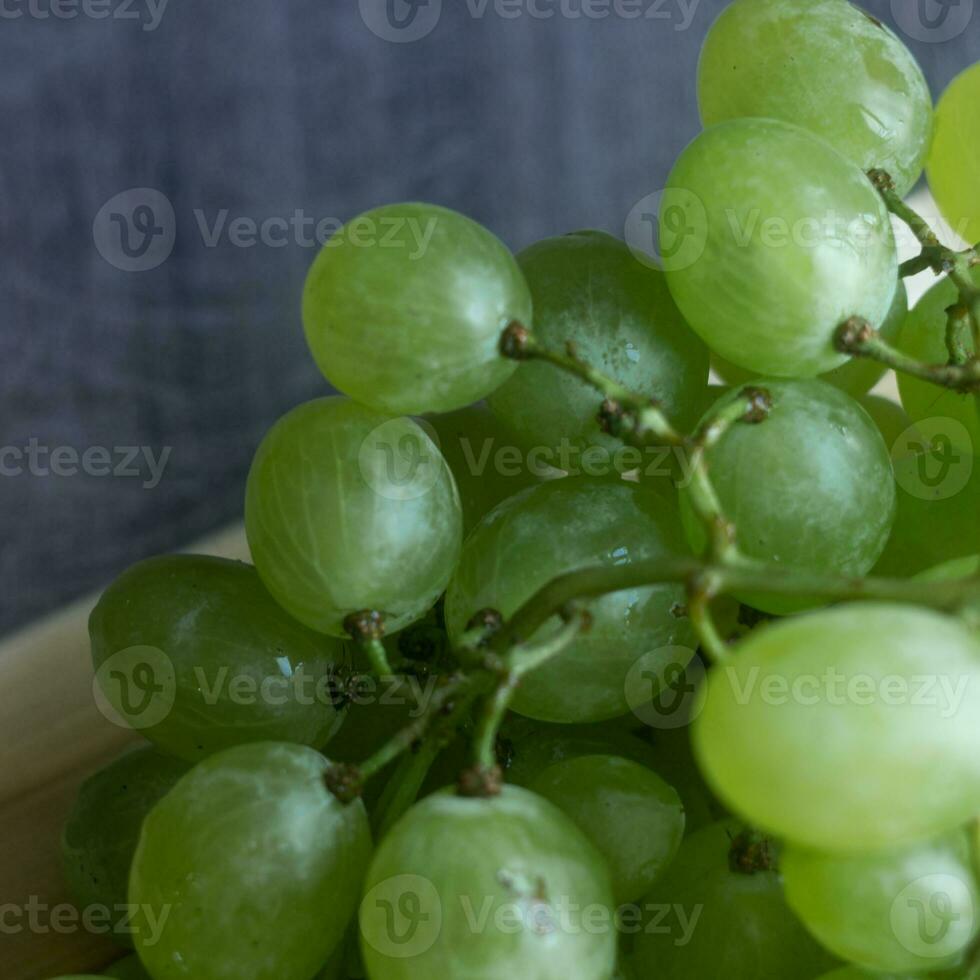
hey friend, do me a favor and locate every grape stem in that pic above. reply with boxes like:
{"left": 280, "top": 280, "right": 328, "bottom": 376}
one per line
{"left": 343, "top": 610, "right": 395, "bottom": 677}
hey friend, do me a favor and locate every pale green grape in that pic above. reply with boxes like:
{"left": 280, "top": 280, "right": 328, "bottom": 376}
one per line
{"left": 694, "top": 603, "right": 980, "bottom": 851}
{"left": 302, "top": 203, "right": 530, "bottom": 415}
{"left": 630, "top": 821, "right": 836, "bottom": 979}
{"left": 102, "top": 956, "right": 151, "bottom": 979}
{"left": 783, "top": 831, "right": 980, "bottom": 974}
{"left": 873, "top": 452, "right": 980, "bottom": 578}
{"left": 89, "top": 556, "right": 345, "bottom": 760}
{"left": 663, "top": 118, "right": 898, "bottom": 377}
{"left": 487, "top": 231, "right": 710, "bottom": 456}
{"left": 62, "top": 747, "right": 188, "bottom": 946}
{"left": 698, "top": 0, "right": 933, "bottom": 197}
{"left": 246, "top": 397, "right": 462, "bottom": 636}
{"left": 500, "top": 718, "right": 718, "bottom": 832}
{"left": 530, "top": 754, "right": 684, "bottom": 905}
{"left": 445, "top": 477, "right": 696, "bottom": 723}
{"left": 130, "top": 742, "right": 371, "bottom": 980}
{"left": 424, "top": 404, "right": 542, "bottom": 533}
{"left": 897, "top": 270, "right": 980, "bottom": 456}
{"left": 860, "top": 395, "right": 915, "bottom": 453}
{"left": 714, "top": 280, "right": 908, "bottom": 398}
{"left": 928, "top": 64, "right": 980, "bottom": 248}
{"left": 680, "top": 380, "right": 896, "bottom": 614}
{"left": 358, "top": 786, "right": 615, "bottom": 980}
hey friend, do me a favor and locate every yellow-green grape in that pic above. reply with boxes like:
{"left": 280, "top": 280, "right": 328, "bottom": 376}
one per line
{"left": 487, "top": 231, "right": 710, "bottom": 457}
{"left": 928, "top": 63, "right": 980, "bottom": 247}
{"left": 445, "top": 477, "right": 696, "bottom": 723}
{"left": 698, "top": 0, "right": 933, "bottom": 197}
{"left": 358, "top": 786, "right": 616, "bottom": 980}
{"left": 424, "top": 404, "right": 543, "bottom": 533}
{"left": 630, "top": 821, "right": 837, "bottom": 979}
{"left": 529, "top": 754, "right": 685, "bottom": 905}
{"left": 694, "top": 604, "right": 980, "bottom": 851}
{"left": 714, "top": 280, "right": 908, "bottom": 398}
{"left": 897, "top": 270, "right": 980, "bottom": 456}
{"left": 663, "top": 119, "right": 898, "bottom": 377}
{"left": 130, "top": 743, "right": 371, "bottom": 980}
{"left": 860, "top": 395, "right": 915, "bottom": 453}
{"left": 302, "top": 203, "right": 530, "bottom": 415}
{"left": 680, "top": 380, "right": 896, "bottom": 614}
{"left": 245, "top": 397, "right": 462, "bottom": 636}
{"left": 89, "top": 556, "right": 345, "bottom": 761}
{"left": 783, "top": 831, "right": 980, "bottom": 974}
{"left": 62, "top": 747, "right": 188, "bottom": 946}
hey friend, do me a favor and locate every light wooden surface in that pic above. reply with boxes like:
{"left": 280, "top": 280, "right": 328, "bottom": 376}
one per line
{"left": 0, "top": 525, "right": 250, "bottom": 980}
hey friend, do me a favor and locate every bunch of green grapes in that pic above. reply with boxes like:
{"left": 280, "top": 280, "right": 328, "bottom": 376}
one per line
{"left": 52, "top": 4, "right": 980, "bottom": 979}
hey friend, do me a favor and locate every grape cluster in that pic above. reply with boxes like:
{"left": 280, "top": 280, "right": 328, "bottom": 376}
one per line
{"left": 55, "top": 2, "right": 980, "bottom": 979}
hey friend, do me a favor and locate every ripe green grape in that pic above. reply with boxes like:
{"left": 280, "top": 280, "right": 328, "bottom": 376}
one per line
{"left": 246, "top": 397, "right": 462, "bottom": 636}
{"left": 102, "top": 957, "right": 151, "bottom": 979}
{"left": 487, "top": 231, "right": 710, "bottom": 455}
{"left": 302, "top": 203, "right": 530, "bottom": 415}
{"left": 62, "top": 747, "right": 188, "bottom": 946}
{"left": 860, "top": 395, "right": 914, "bottom": 454}
{"left": 694, "top": 603, "right": 980, "bottom": 851}
{"left": 698, "top": 0, "right": 933, "bottom": 198}
{"left": 130, "top": 742, "right": 371, "bottom": 980}
{"left": 897, "top": 270, "right": 980, "bottom": 456}
{"left": 358, "top": 786, "right": 616, "bottom": 980}
{"left": 530, "top": 754, "right": 684, "bottom": 905}
{"left": 681, "top": 380, "right": 896, "bottom": 614}
{"left": 629, "top": 821, "right": 836, "bottom": 979}
{"left": 445, "top": 477, "right": 696, "bottom": 723}
{"left": 663, "top": 118, "right": 898, "bottom": 377}
{"left": 501, "top": 718, "right": 718, "bottom": 833}
{"left": 424, "top": 404, "right": 543, "bottom": 533}
{"left": 783, "top": 831, "right": 980, "bottom": 974}
{"left": 713, "top": 279, "right": 908, "bottom": 398}
{"left": 928, "top": 64, "right": 980, "bottom": 248}
{"left": 89, "top": 555, "right": 345, "bottom": 760}
{"left": 873, "top": 452, "right": 980, "bottom": 578}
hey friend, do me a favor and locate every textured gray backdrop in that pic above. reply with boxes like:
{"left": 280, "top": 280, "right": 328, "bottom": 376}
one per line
{"left": 1, "top": 0, "right": 977, "bottom": 635}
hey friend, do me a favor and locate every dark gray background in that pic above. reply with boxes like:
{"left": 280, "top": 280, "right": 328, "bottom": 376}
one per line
{"left": 1, "top": 0, "right": 977, "bottom": 636}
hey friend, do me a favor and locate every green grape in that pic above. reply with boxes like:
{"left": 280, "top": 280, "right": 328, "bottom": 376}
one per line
{"left": 529, "top": 754, "right": 684, "bottom": 905}
{"left": 62, "top": 747, "right": 188, "bottom": 946}
{"left": 358, "top": 786, "right": 616, "bottom": 980}
{"left": 663, "top": 118, "right": 898, "bottom": 378}
{"left": 629, "top": 821, "right": 836, "bottom": 979}
{"left": 928, "top": 64, "right": 980, "bottom": 248}
{"left": 102, "top": 956, "right": 151, "bottom": 979}
{"left": 897, "top": 270, "right": 980, "bottom": 455}
{"left": 487, "top": 231, "right": 710, "bottom": 457}
{"left": 815, "top": 971, "right": 912, "bottom": 980}
{"left": 783, "top": 831, "right": 980, "bottom": 974}
{"left": 302, "top": 202, "right": 530, "bottom": 415}
{"left": 873, "top": 452, "right": 980, "bottom": 578}
{"left": 130, "top": 742, "right": 371, "bottom": 980}
{"left": 698, "top": 0, "right": 933, "bottom": 198}
{"left": 680, "top": 380, "right": 896, "bottom": 614}
{"left": 713, "top": 280, "right": 908, "bottom": 398}
{"left": 860, "top": 395, "right": 914, "bottom": 454}
{"left": 500, "top": 718, "right": 717, "bottom": 833}
{"left": 444, "top": 477, "right": 696, "bottom": 723}
{"left": 89, "top": 555, "right": 345, "bottom": 760}
{"left": 424, "top": 404, "right": 542, "bottom": 533}
{"left": 694, "top": 603, "right": 980, "bottom": 852}
{"left": 245, "top": 397, "right": 462, "bottom": 636}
